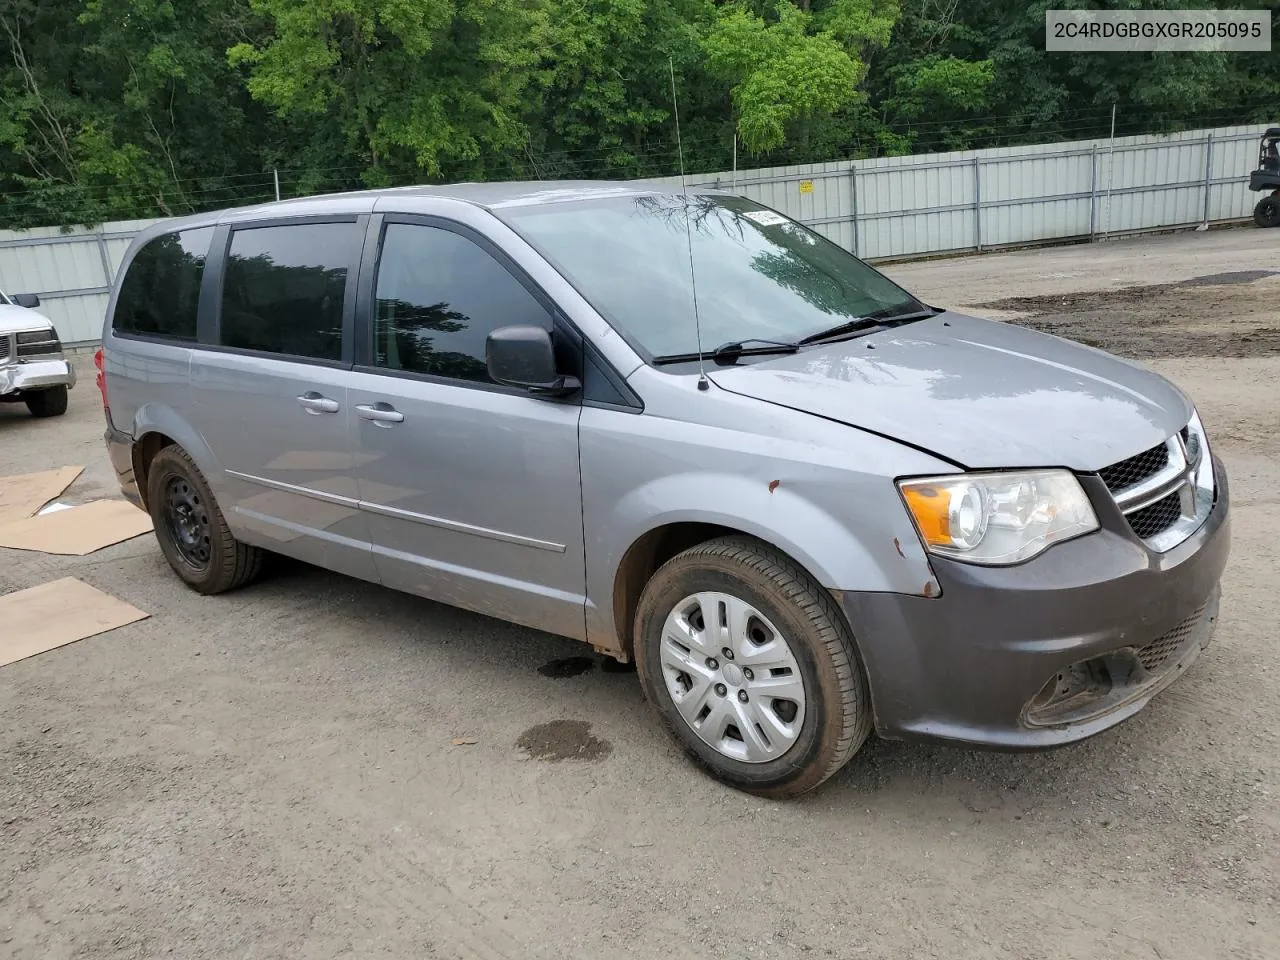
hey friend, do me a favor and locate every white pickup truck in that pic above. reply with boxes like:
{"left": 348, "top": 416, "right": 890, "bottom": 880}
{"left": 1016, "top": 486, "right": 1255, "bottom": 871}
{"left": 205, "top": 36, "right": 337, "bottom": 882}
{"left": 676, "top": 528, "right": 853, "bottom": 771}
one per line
{"left": 0, "top": 289, "right": 74, "bottom": 417}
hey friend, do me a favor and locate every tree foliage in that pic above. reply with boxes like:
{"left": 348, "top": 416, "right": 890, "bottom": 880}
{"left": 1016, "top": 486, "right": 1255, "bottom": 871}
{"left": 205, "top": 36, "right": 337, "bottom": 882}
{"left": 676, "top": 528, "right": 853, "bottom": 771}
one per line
{"left": 0, "top": 0, "right": 1274, "bottom": 227}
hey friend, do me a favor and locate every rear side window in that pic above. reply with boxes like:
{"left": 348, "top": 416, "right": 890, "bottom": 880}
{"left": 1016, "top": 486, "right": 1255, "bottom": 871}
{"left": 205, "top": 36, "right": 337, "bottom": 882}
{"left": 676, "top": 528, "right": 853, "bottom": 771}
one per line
{"left": 219, "top": 222, "right": 359, "bottom": 362}
{"left": 113, "top": 227, "right": 214, "bottom": 340}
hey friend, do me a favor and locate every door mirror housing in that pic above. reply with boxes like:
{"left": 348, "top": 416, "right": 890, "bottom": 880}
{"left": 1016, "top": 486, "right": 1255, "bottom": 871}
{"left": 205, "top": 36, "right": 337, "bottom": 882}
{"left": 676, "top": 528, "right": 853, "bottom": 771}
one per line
{"left": 486, "top": 325, "right": 580, "bottom": 397}
{"left": 11, "top": 293, "right": 40, "bottom": 308}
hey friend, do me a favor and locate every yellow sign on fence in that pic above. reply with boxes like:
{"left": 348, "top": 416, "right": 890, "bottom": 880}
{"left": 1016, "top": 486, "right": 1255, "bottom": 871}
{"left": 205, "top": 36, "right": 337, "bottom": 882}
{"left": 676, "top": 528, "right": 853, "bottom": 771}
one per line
{"left": 799, "top": 180, "right": 814, "bottom": 194}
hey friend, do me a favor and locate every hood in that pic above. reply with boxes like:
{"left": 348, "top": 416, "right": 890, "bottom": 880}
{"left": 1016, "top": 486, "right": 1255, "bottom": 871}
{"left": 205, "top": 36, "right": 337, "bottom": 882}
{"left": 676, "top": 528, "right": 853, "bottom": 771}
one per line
{"left": 0, "top": 304, "right": 54, "bottom": 336}
{"left": 707, "top": 312, "right": 1192, "bottom": 472}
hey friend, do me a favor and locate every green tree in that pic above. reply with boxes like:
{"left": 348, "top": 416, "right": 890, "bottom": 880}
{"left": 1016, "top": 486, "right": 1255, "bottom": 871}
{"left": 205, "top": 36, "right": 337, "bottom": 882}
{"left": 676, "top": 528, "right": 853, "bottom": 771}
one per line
{"left": 702, "top": 0, "right": 896, "bottom": 155}
{"left": 0, "top": 0, "right": 1275, "bottom": 229}
{"left": 527, "top": 0, "right": 716, "bottom": 179}
{"left": 228, "top": 0, "right": 553, "bottom": 184}
{"left": 0, "top": 0, "right": 274, "bottom": 227}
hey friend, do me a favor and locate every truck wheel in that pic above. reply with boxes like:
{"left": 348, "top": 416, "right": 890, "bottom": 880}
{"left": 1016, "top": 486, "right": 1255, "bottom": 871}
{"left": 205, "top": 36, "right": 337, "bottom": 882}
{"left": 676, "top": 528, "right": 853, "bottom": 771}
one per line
{"left": 25, "top": 385, "right": 68, "bottom": 418}
{"left": 634, "top": 536, "right": 872, "bottom": 798}
{"left": 146, "top": 445, "right": 263, "bottom": 595}
{"left": 1254, "top": 196, "right": 1280, "bottom": 228}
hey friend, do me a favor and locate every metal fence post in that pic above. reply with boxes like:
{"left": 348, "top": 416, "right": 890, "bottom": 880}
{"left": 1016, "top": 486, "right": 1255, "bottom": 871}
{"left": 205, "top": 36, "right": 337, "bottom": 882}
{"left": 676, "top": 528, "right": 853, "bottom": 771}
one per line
{"left": 849, "top": 163, "right": 859, "bottom": 257}
{"left": 1089, "top": 143, "right": 1099, "bottom": 240}
{"left": 94, "top": 228, "right": 114, "bottom": 287}
{"left": 1202, "top": 132, "right": 1214, "bottom": 225}
{"left": 972, "top": 157, "right": 982, "bottom": 252}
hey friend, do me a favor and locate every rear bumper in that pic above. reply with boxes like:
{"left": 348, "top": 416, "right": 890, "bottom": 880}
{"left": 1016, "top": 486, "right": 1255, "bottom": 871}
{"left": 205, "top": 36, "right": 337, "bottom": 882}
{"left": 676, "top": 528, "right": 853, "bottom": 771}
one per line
{"left": 842, "top": 458, "right": 1231, "bottom": 749}
{"left": 0, "top": 358, "right": 76, "bottom": 395}
{"left": 105, "top": 423, "right": 143, "bottom": 509}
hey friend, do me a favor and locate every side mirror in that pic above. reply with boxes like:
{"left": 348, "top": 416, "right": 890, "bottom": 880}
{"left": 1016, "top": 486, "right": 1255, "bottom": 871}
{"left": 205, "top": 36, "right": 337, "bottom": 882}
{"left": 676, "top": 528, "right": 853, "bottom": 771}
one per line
{"left": 486, "top": 325, "right": 580, "bottom": 397}
{"left": 11, "top": 293, "right": 40, "bottom": 308}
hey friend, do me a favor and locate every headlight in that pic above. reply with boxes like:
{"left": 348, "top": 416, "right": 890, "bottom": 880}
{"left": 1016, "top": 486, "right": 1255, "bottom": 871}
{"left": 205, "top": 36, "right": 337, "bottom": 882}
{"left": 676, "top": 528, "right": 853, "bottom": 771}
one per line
{"left": 898, "top": 469, "right": 1098, "bottom": 565}
{"left": 1184, "top": 409, "right": 1214, "bottom": 494}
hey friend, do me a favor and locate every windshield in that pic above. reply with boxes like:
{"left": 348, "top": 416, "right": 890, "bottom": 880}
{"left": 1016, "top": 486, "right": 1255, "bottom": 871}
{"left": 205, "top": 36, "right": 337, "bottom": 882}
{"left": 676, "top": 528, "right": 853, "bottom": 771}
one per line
{"left": 500, "top": 194, "right": 922, "bottom": 359}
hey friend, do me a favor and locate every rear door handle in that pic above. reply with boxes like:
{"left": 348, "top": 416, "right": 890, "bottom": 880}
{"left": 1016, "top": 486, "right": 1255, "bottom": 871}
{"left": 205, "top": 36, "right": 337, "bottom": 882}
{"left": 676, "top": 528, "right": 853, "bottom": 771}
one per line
{"left": 355, "top": 402, "right": 404, "bottom": 425}
{"left": 297, "top": 391, "right": 340, "bottom": 415}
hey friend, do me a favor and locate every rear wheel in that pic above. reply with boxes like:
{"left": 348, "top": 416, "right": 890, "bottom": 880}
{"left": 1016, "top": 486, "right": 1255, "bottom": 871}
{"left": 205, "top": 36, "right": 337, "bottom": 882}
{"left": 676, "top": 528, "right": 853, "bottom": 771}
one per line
{"left": 146, "top": 445, "right": 263, "bottom": 594}
{"left": 25, "top": 385, "right": 67, "bottom": 418}
{"left": 1254, "top": 195, "right": 1280, "bottom": 228}
{"left": 634, "top": 536, "right": 872, "bottom": 798}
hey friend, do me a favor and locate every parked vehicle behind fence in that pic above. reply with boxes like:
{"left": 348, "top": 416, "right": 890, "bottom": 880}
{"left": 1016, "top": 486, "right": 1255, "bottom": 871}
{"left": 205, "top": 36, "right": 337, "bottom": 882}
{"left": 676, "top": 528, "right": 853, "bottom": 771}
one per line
{"left": 0, "top": 288, "right": 74, "bottom": 418}
{"left": 99, "top": 183, "right": 1230, "bottom": 797}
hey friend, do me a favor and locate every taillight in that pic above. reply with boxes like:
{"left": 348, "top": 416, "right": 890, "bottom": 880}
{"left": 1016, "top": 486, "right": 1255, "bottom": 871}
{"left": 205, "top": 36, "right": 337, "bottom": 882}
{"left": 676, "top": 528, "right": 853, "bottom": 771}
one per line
{"left": 94, "top": 347, "right": 108, "bottom": 412}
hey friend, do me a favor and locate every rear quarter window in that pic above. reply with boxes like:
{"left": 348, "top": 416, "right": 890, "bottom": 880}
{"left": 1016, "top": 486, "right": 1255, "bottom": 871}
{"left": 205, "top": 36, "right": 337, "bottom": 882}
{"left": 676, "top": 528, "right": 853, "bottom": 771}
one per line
{"left": 113, "top": 227, "right": 214, "bottom": 340}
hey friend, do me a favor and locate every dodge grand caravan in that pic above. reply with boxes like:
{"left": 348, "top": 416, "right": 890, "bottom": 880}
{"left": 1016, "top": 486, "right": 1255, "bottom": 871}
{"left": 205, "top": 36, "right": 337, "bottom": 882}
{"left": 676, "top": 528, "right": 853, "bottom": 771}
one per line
{"left": 100, "top": 183, "right": 1230, "bottom": 797}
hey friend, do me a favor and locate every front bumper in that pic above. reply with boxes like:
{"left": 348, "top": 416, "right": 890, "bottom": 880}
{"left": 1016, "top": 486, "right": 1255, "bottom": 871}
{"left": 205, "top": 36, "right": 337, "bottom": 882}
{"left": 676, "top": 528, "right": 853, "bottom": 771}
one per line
{"left": 842, "top": 457, "right": 1231, "bottom": 749}
{"left": 0, "top": 358, "right": 76, "bottom": 395}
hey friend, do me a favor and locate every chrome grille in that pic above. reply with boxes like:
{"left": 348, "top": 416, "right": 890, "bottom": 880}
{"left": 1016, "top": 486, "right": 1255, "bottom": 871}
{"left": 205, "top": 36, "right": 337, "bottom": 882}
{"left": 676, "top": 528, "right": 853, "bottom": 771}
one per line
{"left": 1137, "top": 604, "right": 1206, "bottom": 672}
{"left": 14, "top": 327, "right": 60, "bottom": 357}
{"left": 1099, "top": 420, "right": 1214, "bottom": 553}
{"left": 0, "top": 334, "right": 10, "bottom": 362}
{"left": 1099, "top": 443, "right": 1169, "bottom": 492}
{"left": 1127, "top": 490, "right": 1182, "bottom": 539}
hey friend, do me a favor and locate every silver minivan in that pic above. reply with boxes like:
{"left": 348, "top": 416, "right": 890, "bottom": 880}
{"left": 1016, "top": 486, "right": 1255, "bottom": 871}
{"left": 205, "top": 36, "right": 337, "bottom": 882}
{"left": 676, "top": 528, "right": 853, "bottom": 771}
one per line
{"left": 100, "top": 183, "right": 1230, "bottom": 797}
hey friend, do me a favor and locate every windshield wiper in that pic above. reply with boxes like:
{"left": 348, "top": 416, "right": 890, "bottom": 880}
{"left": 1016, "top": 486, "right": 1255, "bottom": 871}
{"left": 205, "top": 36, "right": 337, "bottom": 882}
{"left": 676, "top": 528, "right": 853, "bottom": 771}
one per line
{"left": 652, "top": 338, "right": 800, "bottom": 367}
{"left": 798, "top": 307, "right": 938, "bottom": 347}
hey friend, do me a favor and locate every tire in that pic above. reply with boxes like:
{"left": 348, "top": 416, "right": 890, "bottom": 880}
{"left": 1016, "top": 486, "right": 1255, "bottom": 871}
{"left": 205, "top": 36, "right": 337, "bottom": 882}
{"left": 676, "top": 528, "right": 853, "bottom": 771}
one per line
{"left": 24, "top": 385, "right": 68, "bottom": 418}
{"left": 146, "top": 445, "right": 263, "bottom": 595}
{"left": 634, "top": 536, "right": 872, "bottom": 798}
{"left": 1254, "top": 195, "right": 1280, "bottom": 229}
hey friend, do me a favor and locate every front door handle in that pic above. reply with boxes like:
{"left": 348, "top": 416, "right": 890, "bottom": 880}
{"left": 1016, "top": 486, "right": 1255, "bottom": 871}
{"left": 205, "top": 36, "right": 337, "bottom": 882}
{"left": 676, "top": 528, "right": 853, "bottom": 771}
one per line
{"left": 297, "top": 391, "right": 340, "bottom": 415}
{"left": 355, "top": 402, "right": 404, "bottom": 425}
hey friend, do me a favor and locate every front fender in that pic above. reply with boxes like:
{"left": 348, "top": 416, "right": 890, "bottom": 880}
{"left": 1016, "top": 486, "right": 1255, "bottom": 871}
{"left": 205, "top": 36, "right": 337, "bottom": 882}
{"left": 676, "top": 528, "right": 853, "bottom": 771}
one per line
{"left": 627, "top": 472, "right": 929, "bottom": 589}
{"left": 584, "top": 469, "right": 938, "bottom": 651}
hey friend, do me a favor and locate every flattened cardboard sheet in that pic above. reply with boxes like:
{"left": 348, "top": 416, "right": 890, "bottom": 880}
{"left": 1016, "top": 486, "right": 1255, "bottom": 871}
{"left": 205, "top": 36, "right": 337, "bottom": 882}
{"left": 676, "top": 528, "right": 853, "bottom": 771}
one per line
{"left": 0, "top": 466, "right": 84, "bottom": 524}
{"left": 0, "top": 577, "right": 149, "bottom": 667}
{"left": 0, "top": 499, "right": 152, "bottom": 555}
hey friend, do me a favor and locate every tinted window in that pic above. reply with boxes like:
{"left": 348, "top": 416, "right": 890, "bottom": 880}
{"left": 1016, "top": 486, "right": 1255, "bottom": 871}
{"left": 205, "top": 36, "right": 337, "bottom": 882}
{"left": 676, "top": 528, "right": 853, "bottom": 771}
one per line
{"left": 374, "top": 224, "right": 552, "bottom": 383}
{"left": 113, "top": 228, "right": 214, "bottom": 340}
{"left": 220, "top": 222, "right": 358, "bottom": 361}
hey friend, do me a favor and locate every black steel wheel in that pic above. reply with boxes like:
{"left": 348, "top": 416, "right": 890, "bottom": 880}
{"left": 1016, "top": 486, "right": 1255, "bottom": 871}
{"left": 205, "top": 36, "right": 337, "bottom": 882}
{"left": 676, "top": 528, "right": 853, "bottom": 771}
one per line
{"left": 146, "top": 445, "right": 263, "bottom": 594}
{"left": 161, "top": 473, "right": 213, "bottom": 571}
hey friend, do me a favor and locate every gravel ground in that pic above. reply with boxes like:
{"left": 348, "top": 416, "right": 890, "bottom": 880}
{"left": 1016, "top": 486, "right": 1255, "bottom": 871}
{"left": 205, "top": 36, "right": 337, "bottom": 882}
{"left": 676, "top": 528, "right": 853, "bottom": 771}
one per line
{"left": 2, "top": 227, "right": 1278, "bottom": 960}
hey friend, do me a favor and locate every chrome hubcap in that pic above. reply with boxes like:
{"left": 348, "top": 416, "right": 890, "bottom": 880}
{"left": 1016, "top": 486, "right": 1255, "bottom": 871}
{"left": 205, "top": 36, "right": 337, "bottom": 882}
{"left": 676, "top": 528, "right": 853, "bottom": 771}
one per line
{"left": 659, "top": 592, "right": 806, "bottom": 763}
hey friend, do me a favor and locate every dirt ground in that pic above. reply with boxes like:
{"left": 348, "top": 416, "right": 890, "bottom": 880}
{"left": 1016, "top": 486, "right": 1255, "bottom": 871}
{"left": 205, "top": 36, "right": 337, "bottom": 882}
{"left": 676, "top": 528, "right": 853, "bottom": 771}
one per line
{"left": 2, "top": 227, "right": 1279, "bottom": 960}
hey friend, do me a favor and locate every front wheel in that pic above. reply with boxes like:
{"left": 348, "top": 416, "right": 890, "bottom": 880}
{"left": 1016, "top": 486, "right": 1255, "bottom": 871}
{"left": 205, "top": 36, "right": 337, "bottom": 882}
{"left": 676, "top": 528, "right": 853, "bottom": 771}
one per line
{"left": 1254, "top": 195, "right": 1280, "bottom": 228}
{"left": 25, "top": 385, "right": 68, "bottom": 418}
{"left": 634, "top": 536, "right": 872, "bottom": 798}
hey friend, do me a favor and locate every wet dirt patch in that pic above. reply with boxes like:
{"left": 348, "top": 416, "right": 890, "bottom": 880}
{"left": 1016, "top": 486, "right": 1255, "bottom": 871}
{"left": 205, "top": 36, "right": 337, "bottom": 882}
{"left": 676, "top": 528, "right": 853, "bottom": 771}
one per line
{"left": 1176, "top": 269, "right": 1278, "bottom": 287}
{"left": 974, "top": 273, "right": 1280, "bottom": 360}
{"left": 537, "top": 656, "right": 595, "bottom": 679}
{"left": 515, "top": 720, "right": 612, "bottom": 762}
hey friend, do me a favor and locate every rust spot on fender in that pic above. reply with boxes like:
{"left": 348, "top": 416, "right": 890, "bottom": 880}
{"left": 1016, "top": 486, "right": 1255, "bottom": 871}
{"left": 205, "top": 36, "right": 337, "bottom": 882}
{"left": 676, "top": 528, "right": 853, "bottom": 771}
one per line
{"left": 893, "top": 537, "right": 905, "bottom": 558}
{"left": 922, "top": 580, "right": 938, "bottom": 598}
{"left": 768, "top": 479, "right": 780, "bottom": 493}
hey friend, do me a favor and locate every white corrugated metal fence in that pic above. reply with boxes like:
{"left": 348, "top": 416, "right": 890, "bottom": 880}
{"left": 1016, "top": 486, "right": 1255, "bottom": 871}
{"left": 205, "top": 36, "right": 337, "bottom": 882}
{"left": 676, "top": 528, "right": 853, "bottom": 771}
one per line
{"left": 0, "top": 123, "right": 1268, "bottom": 346}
